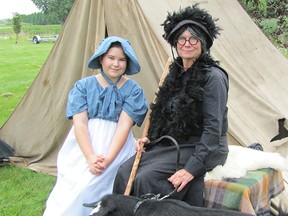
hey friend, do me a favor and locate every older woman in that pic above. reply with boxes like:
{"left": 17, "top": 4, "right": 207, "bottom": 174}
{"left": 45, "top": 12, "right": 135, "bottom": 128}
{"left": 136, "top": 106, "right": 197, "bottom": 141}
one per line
{"left": 113, "top": 4, "right": 229, "bottom": 207}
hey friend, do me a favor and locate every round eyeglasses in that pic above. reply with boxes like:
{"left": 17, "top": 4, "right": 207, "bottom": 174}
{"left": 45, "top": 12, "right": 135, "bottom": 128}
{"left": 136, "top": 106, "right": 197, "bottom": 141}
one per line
{"left": 177, "top": 37, "right": 198, "bottom": 46}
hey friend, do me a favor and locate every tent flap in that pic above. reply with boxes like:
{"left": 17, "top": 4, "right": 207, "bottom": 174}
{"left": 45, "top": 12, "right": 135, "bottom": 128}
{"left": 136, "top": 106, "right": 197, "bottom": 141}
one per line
{"left": 0, "top": 139, "right": 14, "bottom": 160}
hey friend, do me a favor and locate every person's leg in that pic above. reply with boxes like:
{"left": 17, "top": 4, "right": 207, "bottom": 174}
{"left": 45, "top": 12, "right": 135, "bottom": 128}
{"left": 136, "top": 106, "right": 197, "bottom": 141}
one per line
{"left": 132, "top": 161, "right": 175, "bottom": 197}
{"left": 113, "top": 155, "right": 135, "bottom": 194}
{"left": 114, "top": 146, "right": 177, "bottom": 197}
{"left": 114, "top": 144, "right": 200, "bottom": 202}
{"left": 182, "top": 175, "right": 204, "bottom": 207}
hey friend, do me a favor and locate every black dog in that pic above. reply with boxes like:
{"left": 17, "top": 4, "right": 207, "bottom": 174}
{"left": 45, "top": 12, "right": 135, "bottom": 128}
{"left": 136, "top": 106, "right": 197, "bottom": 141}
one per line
{"left": 84, "top": 194, "right": 253, "bottom": 216}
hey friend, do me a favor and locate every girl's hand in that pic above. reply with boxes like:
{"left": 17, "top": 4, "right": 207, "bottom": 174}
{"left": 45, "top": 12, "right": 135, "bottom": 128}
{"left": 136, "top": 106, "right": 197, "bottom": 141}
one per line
{"left": 88, "top": 155, "right": 106, "bottom": 175}
{"left": 135, "top": 137, "right": 150, "bottom": 152}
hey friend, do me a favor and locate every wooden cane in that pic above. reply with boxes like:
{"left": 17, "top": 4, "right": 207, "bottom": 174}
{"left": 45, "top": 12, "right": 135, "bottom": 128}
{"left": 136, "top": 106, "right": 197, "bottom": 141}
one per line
{"left": 124, "top": 58, "right": 172, "bottom": 195}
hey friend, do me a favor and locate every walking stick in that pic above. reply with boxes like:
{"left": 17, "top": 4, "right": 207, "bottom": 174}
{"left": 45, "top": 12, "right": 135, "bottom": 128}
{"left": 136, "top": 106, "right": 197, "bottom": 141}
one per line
{"left": 124, "top": 58, "right": 172, "bottom": 195}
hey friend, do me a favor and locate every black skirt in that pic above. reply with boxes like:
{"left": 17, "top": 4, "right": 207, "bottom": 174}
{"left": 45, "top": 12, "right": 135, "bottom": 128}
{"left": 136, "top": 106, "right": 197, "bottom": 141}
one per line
{"left": 113, "top": 139, "right": 205, "bottom": 207}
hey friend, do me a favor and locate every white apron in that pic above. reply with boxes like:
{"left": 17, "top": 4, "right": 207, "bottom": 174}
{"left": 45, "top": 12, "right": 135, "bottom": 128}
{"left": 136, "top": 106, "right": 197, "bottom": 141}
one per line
{"left": 43, "top": 118, "right": 136, "bottom": 216}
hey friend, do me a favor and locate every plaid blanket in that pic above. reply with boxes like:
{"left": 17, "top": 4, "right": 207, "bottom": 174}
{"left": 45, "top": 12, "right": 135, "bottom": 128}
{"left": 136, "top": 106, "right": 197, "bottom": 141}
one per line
{"left": 204, "top": 168, "right": 285, "bottom": 216}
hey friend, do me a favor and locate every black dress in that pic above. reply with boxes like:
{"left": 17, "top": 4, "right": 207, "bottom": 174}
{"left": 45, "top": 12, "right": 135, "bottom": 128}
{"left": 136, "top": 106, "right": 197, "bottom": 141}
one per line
{"left": 113, "top": 55, "right": 229, "bottom": 207}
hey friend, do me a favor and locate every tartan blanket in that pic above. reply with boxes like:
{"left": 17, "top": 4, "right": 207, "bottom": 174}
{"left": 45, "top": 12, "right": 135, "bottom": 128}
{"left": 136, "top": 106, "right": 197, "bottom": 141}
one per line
{"left": 204, "top": 168, "right": 285, "bottom": 216}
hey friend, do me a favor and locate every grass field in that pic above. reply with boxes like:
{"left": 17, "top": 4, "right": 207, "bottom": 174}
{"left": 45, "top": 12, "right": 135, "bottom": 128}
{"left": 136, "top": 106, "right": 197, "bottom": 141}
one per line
{"left": 0, "top": 34, "right": 57, "bottom": 216}
{"left": 0, "top": 23, "right": 61, "bottom": 39}
{"left": 0, "top": 38, "right": 54, "bottom": 128}
{"left": 0, "top": 164, "right": 56, "bottom": 216}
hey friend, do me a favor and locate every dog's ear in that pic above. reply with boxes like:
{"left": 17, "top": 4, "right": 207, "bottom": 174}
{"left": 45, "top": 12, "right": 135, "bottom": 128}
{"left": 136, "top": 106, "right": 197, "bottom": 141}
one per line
{"left": 83, "top": 200, "right": 103, "bottom": 216}
{"left": 86, "top": 195, "right": 118, "bottom": 216}
{"left": 83, "top": 200, "right": 100, "bottom": 208}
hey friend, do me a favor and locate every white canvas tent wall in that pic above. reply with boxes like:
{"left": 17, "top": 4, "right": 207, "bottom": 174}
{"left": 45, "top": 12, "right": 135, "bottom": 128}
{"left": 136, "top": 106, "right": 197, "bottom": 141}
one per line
{"left": 0, "top": 0, "right": 287, "bottom": 205}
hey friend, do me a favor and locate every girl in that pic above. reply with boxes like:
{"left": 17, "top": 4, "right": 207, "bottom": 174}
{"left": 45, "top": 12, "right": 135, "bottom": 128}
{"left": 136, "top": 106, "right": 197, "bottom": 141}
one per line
{"left": 43, "top": 36, "right": 148, "bottom": 216}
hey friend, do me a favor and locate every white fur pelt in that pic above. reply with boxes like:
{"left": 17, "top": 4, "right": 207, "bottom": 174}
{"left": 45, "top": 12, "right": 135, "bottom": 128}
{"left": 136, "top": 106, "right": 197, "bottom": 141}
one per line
{"left": 205, "top": 145, "right": 288, "bottom": 181}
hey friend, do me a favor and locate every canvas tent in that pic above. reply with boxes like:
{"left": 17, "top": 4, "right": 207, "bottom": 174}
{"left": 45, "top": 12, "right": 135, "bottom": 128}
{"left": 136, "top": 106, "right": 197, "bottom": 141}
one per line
{"left": 0, "top": 0, "right": 287, "bottom": 207}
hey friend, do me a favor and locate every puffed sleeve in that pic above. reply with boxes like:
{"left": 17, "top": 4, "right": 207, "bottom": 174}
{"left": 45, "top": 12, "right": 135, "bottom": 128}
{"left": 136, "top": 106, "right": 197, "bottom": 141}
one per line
{"left": 66, "top": 80, "right": 88, "bottom": 119}
{"left": 122, "top": 86, "right": 148, "bottom": 127}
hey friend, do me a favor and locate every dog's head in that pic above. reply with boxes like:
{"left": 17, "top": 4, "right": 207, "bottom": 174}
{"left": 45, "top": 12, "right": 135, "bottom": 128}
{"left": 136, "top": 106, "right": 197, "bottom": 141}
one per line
{"left": 83, "top": 194, "right": 139, "bottom": 216}
{"left": 84, "top": 196, "right": 117, "bottom": 216}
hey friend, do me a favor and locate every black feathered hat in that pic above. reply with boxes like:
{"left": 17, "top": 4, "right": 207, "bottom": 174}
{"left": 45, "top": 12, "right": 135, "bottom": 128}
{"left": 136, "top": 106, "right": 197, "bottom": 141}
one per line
{"left": 162, "top": 4, "right": 221, "bottom": 49}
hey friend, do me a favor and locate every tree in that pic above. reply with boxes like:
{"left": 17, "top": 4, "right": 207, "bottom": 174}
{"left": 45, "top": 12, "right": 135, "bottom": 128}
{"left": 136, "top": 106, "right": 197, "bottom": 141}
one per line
{"left": 12, "top": 12, "right": 22, "bottom": 44}
{"left": 31, "top": 0, "right": 74, "bottom": 24}
{"left": 239, "top": 0, "right": 288, "bottom": 48}
{"left": 22, "top": 12, "right": 46, "bottom": 25}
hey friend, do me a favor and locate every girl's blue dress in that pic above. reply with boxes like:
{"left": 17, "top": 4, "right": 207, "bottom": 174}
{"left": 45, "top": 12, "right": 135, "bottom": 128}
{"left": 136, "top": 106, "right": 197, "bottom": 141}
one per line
{"left": 43, "top": 75, "right": 148, "bottom": 216}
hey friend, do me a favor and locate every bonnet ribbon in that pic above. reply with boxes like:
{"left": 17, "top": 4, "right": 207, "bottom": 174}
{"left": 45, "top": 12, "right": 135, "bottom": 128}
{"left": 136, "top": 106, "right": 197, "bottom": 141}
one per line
{"left": 98, "top": 69, "right": 123, "bottom": 119}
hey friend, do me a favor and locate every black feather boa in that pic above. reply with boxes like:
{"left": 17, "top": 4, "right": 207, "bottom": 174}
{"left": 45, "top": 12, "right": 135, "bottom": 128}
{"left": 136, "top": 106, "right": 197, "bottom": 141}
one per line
{"left": 147, "top": 54, "right": 220, "bottom": 141}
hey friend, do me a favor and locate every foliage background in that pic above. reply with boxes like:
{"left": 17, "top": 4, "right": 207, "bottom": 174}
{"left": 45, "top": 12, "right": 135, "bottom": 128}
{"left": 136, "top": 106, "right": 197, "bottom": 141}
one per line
{"left": 238, "top": 0, "right": 288, "bottom": 52}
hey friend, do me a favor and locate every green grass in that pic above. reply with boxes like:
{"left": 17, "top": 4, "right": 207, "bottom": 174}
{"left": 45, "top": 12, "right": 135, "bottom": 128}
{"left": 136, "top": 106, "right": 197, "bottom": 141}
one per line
{"left": 0, "top": 38, "right": 54, "bottom": 128}
{"left": 0, "top": 164, "right": 56, "bottom": 216}
{"left": 0, "top": 36, "right": 56, "bottom": 216}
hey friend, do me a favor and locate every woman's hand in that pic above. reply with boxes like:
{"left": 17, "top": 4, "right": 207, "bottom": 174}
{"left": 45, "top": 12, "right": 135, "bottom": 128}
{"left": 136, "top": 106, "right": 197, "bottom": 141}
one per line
{"left": 135, "top": 137, "right": 150, "bottom": 152}
{"left": 168, "top": 169, "right": 194, "bottom": 192}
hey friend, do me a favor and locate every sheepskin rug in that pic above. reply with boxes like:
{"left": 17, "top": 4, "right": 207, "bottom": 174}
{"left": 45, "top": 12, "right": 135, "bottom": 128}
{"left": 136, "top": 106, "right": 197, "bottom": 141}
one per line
{"left": 205, "top": 145, "right": 288, "bottom": 181}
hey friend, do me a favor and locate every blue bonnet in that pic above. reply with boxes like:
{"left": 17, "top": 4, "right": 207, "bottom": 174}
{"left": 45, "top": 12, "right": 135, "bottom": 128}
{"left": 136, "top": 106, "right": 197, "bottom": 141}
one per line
{"left": 87, "top": 36, "right": 141, "bottom": 75}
